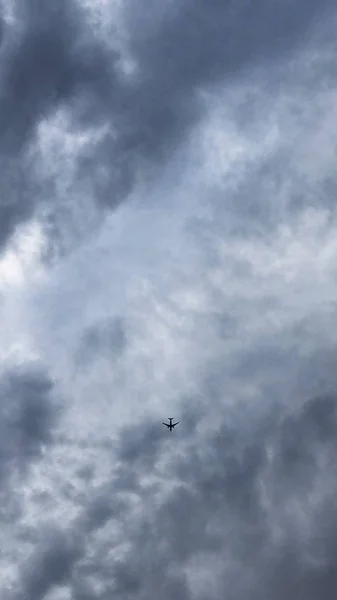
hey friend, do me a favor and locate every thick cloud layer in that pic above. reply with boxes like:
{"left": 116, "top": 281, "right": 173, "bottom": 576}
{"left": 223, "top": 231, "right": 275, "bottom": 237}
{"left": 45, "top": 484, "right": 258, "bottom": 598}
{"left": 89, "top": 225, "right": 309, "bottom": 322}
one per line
{"left": 1, "top": 0, "right": 337, "bottom": 598}
{"left": 0, "top": 0, "right": 336, "bottom": 252}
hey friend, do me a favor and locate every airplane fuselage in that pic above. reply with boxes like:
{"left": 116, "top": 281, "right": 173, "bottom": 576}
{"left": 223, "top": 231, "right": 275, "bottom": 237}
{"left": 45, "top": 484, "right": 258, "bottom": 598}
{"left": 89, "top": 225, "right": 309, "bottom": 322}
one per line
{"left": 162, "top": 417, "right": 179, "bottom": 431}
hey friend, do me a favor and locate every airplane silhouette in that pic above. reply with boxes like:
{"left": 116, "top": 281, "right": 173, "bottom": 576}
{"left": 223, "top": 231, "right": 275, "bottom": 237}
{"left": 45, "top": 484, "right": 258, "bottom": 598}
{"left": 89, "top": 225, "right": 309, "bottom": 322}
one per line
{"left": 162, "top": 417, "right": 179, "bottom": 431}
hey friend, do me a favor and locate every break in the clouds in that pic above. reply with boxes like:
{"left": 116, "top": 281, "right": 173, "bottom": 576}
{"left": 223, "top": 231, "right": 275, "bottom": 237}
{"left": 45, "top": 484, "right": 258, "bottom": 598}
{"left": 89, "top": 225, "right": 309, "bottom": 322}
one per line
{"left": 1, "top": 0, "right": 337, "bottom": 598}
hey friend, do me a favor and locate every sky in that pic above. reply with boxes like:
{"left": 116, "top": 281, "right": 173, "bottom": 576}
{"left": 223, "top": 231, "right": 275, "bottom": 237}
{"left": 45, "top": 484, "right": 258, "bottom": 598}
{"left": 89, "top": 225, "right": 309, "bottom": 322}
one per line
{"left": 1, "top": 0, "right": 337, "bottom": 598}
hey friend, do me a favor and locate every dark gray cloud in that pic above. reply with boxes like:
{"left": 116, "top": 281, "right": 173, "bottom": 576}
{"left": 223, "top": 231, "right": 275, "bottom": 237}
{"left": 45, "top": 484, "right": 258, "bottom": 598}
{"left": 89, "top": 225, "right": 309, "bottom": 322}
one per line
{"left": 0, "top": 366, "right": 56, "bottom": 484}
{"left": 0, "top": 0, "right": 336, "bottom": 252}
{"left": 0, "top": 0, "right": 115, "bottom": 250}
{"left": 8, "top": 391, "right": 337, "bottom": 599}
{"left": 0, "top": 0, "right": 112, "bottom": 150}
{"left": 123, "top": 0, "right": 335, "bottom": 157}
{"left": 117, "top": 420, "right": 166, "bottom": 468}
{"left": 19, "top": 527, "right": 82, "bottom": 600}
{"left": 99, "top": 394, "right": 337, "bottom": 600}
{"left": 0, "top": 365, "right": 58, "bottom": 564}
{"left": 76, "top": 316, "right": 127, "bottom": 366}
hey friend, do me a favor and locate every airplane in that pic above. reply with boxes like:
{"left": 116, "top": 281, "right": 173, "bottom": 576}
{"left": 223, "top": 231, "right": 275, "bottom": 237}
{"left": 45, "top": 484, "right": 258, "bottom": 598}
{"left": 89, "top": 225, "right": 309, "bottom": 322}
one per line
{"left": 162, "top": 417, "right": 179, "bottom": 431}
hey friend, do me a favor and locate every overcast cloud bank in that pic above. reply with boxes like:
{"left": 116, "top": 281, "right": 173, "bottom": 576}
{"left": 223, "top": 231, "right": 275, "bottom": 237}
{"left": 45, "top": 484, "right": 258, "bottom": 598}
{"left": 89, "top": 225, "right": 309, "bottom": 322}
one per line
{"left": 1, "top": 0, "right": 337, "bottom": 598}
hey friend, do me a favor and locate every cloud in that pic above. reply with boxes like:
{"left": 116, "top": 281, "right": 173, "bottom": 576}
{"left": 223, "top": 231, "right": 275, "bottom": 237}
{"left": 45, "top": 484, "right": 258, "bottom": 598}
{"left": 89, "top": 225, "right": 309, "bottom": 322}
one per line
{"left": 6, "top": 390, "right": 337, "bottom": 598}
{"left": 75, "top": 316, "right": 127, "bottom": 367}
{"left": 0, "top": 0, "right": 115, "bottom": 250}
{"left": 0, "top": 366, "right": 56, "bottom": 485}
{"left": 1, "top": 0, "right": 336, "bottom": 254}
{"left": 19, "top": 526, "right": 83, "bottom": 600}
{"left": 35, "top": 393, "right": 334, "bottom": 599}
{"left": 92, "top": 394, "right": 337, "bottom": 600}
{"left": 2, "top": 1, "right": 337, "bottom": 599}
{"left": 0, "top": 0, "right": 112, "bottom": 149}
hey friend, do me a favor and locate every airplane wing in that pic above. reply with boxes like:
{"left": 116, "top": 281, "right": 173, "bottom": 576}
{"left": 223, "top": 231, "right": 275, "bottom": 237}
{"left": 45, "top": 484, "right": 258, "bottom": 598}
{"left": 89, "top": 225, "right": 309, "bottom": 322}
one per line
{"left": 172, "top": 421, "right": 179, "bottom": 427}
{"left": 162, "top": 422, "right": 170, "bottom": 427}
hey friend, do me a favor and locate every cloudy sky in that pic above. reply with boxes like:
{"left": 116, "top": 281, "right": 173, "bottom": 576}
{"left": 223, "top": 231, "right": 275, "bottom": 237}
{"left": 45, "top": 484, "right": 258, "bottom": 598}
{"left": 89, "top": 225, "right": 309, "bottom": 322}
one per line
{"left": 1, "top": 0, "right": 337, "bottom": 598}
